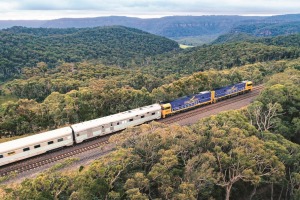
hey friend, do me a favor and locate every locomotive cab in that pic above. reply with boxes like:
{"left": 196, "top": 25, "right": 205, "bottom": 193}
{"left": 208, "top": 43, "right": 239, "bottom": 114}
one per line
{"left": 161, "top": 103, "right": 172, "bottom": 118}
{"left": 245, "top": 81, "right": 253, "bottom": 91}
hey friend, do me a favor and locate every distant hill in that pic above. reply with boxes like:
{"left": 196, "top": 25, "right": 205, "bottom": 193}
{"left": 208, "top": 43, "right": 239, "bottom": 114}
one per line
{"left": 40, "top": 16, "right": 262, "bottom": 38}
{"left": 0, "top": 20, "right": 46, "bottom": 29}
{"left": 145, "top": 42, "right": 300, "bottom": 77}
{"left": 2, "top": 26, "right": 80, "bottom": 36}
{"left": 0, "top": 14, "right": 300, "bottom": 45}
{"left": 0, "top": 26, "right": 179, "bottom": 81}
{"left": 211, "top": 33, "right": 255, "bottom": 44}
{"left": 256, "top": 34, "right": 300, "bottom": 47}
{"left": 265, "top": 13, "right": 300, "bottom": 22}
{"left": 229, "top": 21, "right": 300, "bottom": 37}
{"left": 0, "top": 16, "right": 262, "bottom": 39}
{"left": 212, "top": 32, "right": 300, "bottom": 48}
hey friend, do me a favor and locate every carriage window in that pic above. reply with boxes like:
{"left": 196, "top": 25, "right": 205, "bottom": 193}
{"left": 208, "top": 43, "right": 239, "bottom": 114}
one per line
{"left": 23, "top": 147, "right": 30, "bottom": 152}
{"left": 129, "top": 119, "right": 133, "bottom": 122}
{"left": 58, "top": 138, "right": 64, "bottom": 142}
{"left": 8, "top": 151, "right": 15, "bottom": 156}
{"left": 117, "top": 122, "right": 120, "bottom": 125}
{"left": 0, "top": 155, "right": 3, "bottom": 158}
{"left": 34, "top": 145, "right": 41, "bottom": 149}
{"left": 141, "top": 115, "right": 145, "bottom": 118}
{"left": 48, "top": 141, "right": 54, "bottom": 145}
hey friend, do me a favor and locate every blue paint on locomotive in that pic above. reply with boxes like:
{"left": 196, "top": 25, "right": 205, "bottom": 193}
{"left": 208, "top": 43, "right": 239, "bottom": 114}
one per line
{"left": 214, "top": 82, "right": 246, "bottom": 98}
{"left": 170, "top": 91, "right": 211, "bottom": 111}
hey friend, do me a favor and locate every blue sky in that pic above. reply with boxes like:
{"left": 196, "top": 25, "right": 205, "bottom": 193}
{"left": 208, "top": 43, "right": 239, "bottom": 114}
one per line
{"left": 0, "top": 0, "right": 299, "bottom": 20}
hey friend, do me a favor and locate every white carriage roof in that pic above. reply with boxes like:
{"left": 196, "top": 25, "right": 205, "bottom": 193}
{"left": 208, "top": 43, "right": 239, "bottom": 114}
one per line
{"left": 71, "top": 103, "right": 161, "bottom": 132}
{"left": 0, "top": 127, "right": 73, "bottom": 154}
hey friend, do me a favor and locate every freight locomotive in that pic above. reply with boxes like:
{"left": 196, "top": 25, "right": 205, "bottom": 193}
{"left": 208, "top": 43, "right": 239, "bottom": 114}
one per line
{"left": 0, "top": 81, "right": 252, "bottom": 167}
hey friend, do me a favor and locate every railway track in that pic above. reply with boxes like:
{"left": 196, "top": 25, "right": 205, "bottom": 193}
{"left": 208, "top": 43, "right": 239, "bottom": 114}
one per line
{"left": 0, "top": 135, "right": 112, "bottom": 177}
{"left": 0, "top": 85, "right": 264, "bottom": 177}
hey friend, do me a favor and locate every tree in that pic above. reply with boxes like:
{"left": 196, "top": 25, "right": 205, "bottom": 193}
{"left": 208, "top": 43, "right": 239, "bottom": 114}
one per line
{"left": 191, "top": 112, "right": 285, "bottom": 200}
{"left": 247, "top": 101, "right": 283, "bottom": 132}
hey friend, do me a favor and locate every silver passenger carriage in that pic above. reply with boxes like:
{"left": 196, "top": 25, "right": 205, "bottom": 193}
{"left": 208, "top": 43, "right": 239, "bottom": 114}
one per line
{"left": 72, "top": 104, "right": 162, "bottom": 143}
{"left": 0, "top": 127, "right": 73, "bottom": 167}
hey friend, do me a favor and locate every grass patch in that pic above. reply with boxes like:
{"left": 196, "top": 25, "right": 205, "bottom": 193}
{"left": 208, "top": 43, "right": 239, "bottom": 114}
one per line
{"left": 175, "top": 34, "right": 220, "bottom": 46}
{"left": 0, "top": 95, "right": 18, "bottom": 105}
{"left": 0, "top": 172, "right": 18, "bottom": 184}
{"left": 179, "top": 44, "right": 194, "bottom": 49}
{"left": 47, "top": 158, "right": 80, "bottom": 173}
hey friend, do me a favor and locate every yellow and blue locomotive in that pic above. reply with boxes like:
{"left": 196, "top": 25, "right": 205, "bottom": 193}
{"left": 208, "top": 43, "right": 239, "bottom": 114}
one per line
{"left": 161, "top": 81, "right": 252, "bottom": 118}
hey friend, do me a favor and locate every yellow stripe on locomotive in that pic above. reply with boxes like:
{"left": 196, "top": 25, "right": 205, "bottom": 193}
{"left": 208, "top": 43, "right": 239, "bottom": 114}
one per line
{"left": 245, "top": 81, "right": 253, "bottom": 91}
{"left": 161, "top": 103, "right": 172, "bottom": 118}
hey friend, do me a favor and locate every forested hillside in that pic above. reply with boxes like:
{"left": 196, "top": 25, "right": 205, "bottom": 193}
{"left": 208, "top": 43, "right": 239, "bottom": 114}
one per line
{"left": 144, "top": 42, "right": 300, "bottom": 76}
{"left": 1, "top": 25, "right": 300, "bottom": 137}
{"left": 0, "top": 26, "right": 179, "bottom": 81}
{"left": 3, "top": 26, "right": 80, "bottom": 36}
{"left": 1, "top": 58, "right": 299, "bottom": 137}
{"left": 1, "top": 68, "right": 299, "bottom": 199}
{"left": 0, "top": 19, "right": 300, "bottom": 200}
{"left": 1, "top": 41, "right": 299, "bottom": 102}
{"left": 230, "top": 21, "right": 300, "bottom": 37}
{"left": 212, "top": 33, "right": 300, "bottom": 47}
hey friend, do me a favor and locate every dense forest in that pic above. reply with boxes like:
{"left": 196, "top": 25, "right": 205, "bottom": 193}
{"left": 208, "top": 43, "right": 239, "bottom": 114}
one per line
{"left": 229, "top": 21, "right": 300, "bottom": 37}
{"left": 2, "top": 40, "right": 299, "bottom": 102}
{"left": 0, "top": 58, "right": 299, "bottom": 139}
{"left": 0, "top": 24, "right": 300, "bottom": 199}
{"left": 145, "top": 42, "right": 300, "bottom": 76}
{"left": 1, "top": 69, "right": 299, "bottom": 199}
{"left": 1, "top": 29, "right": 300, "bottom": 137}
{"left": 1, "top": 31, "right": 299, "bottom": 102}
{"left": 212, "top": 33, "right": 300, "bottom": 48}
{"left": 0, "top": 26, "right": 179, "bottom": 81}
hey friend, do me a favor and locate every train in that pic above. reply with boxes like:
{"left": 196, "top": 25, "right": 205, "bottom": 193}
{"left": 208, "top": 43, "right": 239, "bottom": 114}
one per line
{"left": 0, "top": 81, "right": 252, "bottom": 167}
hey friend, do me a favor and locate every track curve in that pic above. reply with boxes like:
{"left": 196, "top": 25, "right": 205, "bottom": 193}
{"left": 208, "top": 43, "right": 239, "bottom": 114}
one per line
{"left": 0, "top": 85, "right": 264, "bottom": 177}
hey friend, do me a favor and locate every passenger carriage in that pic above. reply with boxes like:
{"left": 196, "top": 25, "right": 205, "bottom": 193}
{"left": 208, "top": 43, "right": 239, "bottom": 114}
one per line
{"left": 0, "top": 127, "right": 73, "bottom": 167}
{"left": 72, "top": 104, "right": 162, "bottom": 143}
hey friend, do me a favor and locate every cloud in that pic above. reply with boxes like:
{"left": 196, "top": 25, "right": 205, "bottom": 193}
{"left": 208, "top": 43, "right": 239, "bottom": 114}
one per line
{"left": 9, "top": 0, "right": 300, "bottom": 11}
{"left": 0, "top": 0, "right": 299, "bottom": 19}
{"left": 0, "top": 1, "right": 19, "bottom": 11}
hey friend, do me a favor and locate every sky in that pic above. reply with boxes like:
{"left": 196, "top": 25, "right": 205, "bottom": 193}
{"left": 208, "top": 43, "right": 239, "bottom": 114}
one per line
{"left": 0, "top": 0, "right": 299, "bottom": 20}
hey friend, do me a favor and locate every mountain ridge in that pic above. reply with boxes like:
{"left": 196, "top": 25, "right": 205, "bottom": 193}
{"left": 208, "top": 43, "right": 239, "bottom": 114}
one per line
{"left": 0, "top": 26, "right": 179, "bottom": 81}
{"left": 1, "top": 14, "right": 300, "bottom": 45}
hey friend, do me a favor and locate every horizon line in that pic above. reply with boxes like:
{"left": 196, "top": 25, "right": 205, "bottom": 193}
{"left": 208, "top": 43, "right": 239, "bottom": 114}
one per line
{"left": 0, "top": 13, "right": 299, "bottom": 21}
